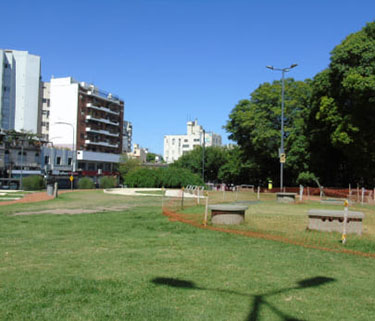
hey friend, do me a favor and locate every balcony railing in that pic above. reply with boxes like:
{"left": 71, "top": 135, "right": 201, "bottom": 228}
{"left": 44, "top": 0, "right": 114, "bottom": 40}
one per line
{"left": 86, "top": 115, "right": 119, "bottom": 126}
{"left": 85, "top": 140, "right": 119, "bottom": 148}
{"left": 86, "top": 127, "right": 119, "bottom": 137}
{"left": 86, "top": 103, "right": 120, "bottom": 115}
{"left": 86, "top": 90, "right": 122, "bottom": 105}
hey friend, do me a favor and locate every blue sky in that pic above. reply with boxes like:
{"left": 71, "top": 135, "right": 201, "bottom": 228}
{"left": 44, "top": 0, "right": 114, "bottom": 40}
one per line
{"left": 2, "top": 0, "right": 375, "bottom": 154}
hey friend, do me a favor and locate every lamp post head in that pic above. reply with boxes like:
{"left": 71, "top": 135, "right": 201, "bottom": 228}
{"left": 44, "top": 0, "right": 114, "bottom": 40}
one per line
{"left": 290, "top": 64, "right": 298, "bottom": 69}
{"left": 266, "top": 65, "right": 274, "bottom": 70}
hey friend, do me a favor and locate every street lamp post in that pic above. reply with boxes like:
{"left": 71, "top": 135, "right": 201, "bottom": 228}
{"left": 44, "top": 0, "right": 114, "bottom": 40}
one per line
{"left": 202, "top": 129, "right": 205, "bottom": 183}
{"left": 266, "top": 64, "right": 298, "bottom": 191}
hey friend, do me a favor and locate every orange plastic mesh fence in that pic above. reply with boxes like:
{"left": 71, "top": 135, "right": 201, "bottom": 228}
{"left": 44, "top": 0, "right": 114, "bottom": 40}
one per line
{"left": 162, "top": 188, "right": 375, "bottom": 258}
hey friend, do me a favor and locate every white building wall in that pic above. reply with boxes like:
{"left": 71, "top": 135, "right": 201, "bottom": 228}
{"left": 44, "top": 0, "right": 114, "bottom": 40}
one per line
{"left": 49, "top": 77, "right": 79, "bottom": 149}
{"left": 164, "top": 119, "right": 222, "bottom": 164}
{"left": 0, "top": 50, "right": 41, "bottom": 133}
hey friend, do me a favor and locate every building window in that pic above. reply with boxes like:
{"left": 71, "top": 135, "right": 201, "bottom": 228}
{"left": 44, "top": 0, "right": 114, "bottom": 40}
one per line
{"left": 172, "top": 138, "right": 175, "bottom": 145}
{"left": 194, "top": 138, "right": 200, "bottom": 142}
{"left": 44, "top": 156, "right": 49, "bottom": 164}
{"left": 17, "top": 151, "right": 27, "bottom": 163}
{"left": 56, "top": 157, "right": 61, "bottom": 165}
{"left": 182, "top": 144, "right": 189, "bottom": 148}
{"left": 184, "top": 139, "right": 188, "bottom": 142}
{"left": 68, "top": 158, "right": 72, "bottom": 165}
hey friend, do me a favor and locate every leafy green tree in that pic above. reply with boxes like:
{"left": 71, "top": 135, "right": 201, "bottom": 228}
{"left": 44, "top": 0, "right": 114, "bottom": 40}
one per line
{"left": 118, "top": 154, "right": 141, "bottom": 181}
{"left": 225, "top": 79, "right": 312, "bottom": 186}
{"left": 309, "top": 21, "right": 375, "bottom": 186}
{"left": 171, "top": 146, "right": 228, "bottom": 182}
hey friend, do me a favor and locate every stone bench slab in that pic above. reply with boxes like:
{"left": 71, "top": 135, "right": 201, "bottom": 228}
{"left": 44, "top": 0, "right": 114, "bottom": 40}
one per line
{"left": 209, "top": 204, "right": 248, "bottom": 225}
{"left": 307, "top": 209, "right": 365, "bottom": 235}
{"left": 276, "top": 192, "right": 297, "bottom": 203}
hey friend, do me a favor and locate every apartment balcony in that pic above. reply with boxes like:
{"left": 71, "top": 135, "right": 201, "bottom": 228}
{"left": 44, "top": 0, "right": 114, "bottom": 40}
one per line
{"left": 86, "top": 103, "right": 120, "bottom": 116}
{"left": 86, "top": 90, "right": 122, "bottom": 105}
{"left": 86, "top": 115, "right": 119, "bottom": 126}
{"left": 86, "top": 127, "right": 120, "bottom": 137}
{"left": 85, "top": 140, "right": 119, "bottom": 148}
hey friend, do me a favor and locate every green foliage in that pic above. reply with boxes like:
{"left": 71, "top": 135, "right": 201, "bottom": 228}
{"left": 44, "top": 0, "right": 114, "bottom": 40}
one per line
{"left": 21, "top": 175, "right": 45, "bottom": 191}
{"left": 309, "top": 21, "right": 375, "bottom": 185}
{"left": 78, "top": 177, "right": 95, "bottom": 189}
{"left": 296, "top": 171, "right": 318, "bottom": 185}
{"left": 124, "top": 167, "right": 203, "bottom": 188}
{"left": 99, "top": 176, "right": 116, "bottom": 189}
{"left": 171, "top": 146, "right": 228, "bottom": 183}
{"left": 225, "top": 79, "right": 312, "bottom": 186}
{"left": 118, "top": 154, "right": 141, "bottom": 180}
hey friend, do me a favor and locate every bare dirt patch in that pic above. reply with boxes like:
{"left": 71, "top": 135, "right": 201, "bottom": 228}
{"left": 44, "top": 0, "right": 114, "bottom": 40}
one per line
{"left": 13, "top": 205, "right": 131, "bottom": 216}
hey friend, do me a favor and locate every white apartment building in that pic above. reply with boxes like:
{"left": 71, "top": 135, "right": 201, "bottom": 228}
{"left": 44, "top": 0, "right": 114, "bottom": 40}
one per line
{"left": 49, "top": 77, "right": 124, "bottom": 174}
{"left": 0, "top": 49, "right": 41, "bottom": 133}
{"left": 164, "top": 119, "right": 222, "bottom": 163}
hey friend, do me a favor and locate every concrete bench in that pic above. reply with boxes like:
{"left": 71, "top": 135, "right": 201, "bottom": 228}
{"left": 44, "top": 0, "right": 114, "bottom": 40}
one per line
{"left": 276, "top": 192, "right": 297, "bottom": 203}
{"left": 320, "top": 198, "right": 347, "bottom": 205}
{"left": 307, "top": 209, "right": 365, "bottom": 235}
{"left": 208, "top": 204, "right": 248, "bottom": 225}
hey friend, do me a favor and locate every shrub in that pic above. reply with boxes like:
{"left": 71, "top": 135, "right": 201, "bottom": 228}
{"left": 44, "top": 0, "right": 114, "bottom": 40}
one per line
{"left": 124, "top": 167, "right": 203, "bottom": 188}
{"left": 99, "top": 176, "right": 116, "bottom": 189}
{"left": 78, "top": 177, "right": 95, "bottom": 189}
{"left": 124, "top": 168, "right": 161, "bottom": 188}
{"left": 22, "top": 175, "right": 45, "bottom": 191}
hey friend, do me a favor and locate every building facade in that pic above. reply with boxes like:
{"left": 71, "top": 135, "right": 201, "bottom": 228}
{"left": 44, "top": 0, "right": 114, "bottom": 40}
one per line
{"left": 122, "top": 120, "right": 133, "bottom": 153}
{"left": 163, "top": 119, "right": 222, "bottom": 163}
{"left": 48, "top": 77, "right": 125, "bottom": 175}
{"left": 0, "top": 130, "right": 43, "bottom": 188}
{"left": 127, "top": 143, "right": 147, "bottom": 163}
{"left": 0, "top": 49, "right": 41, "bottom": 133}
{"left": 39, "top": 81, "right": 50, "bottom": 141}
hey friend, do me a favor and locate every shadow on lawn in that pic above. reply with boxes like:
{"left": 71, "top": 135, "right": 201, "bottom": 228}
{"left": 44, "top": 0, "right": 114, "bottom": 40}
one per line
{"left": 152, "top": 276, "right": 336, "bottom": 321}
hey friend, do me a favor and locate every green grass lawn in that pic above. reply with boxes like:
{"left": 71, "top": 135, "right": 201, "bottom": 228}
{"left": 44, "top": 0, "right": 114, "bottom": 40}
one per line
{"left": 0, "top": 191, "right": 374, "bottom": 320}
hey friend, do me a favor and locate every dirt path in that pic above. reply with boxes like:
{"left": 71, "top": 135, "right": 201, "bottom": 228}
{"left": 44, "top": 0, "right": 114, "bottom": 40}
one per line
{"left": 0, "top": 190, "right": 72, "bottom": 206}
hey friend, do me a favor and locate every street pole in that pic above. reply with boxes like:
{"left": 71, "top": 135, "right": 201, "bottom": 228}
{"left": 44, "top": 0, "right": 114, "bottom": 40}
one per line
{"left": 202, "top": 129, "right": 205, "bottom": 183}
{"left": 20, "top": 142, "right": 24, "bottom": 190}
{"left": 266, "top": 64, "right": 298, "bottom": 191}
{"left": 280, "top": 69, "right": 285, "bottom": 191}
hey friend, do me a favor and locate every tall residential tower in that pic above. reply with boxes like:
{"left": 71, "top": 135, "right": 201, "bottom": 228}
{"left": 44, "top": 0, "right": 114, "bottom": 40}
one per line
{"left": 0, "top": 49, "right": 41, "bottom": 133}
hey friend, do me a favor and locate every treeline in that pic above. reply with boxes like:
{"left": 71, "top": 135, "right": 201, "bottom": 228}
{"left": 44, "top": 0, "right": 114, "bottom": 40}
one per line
{"left": 172, "top": 22, "right": 375, "bottom": 187}
{"left": 224, "top": 21, "right": 375, "bottom": 187}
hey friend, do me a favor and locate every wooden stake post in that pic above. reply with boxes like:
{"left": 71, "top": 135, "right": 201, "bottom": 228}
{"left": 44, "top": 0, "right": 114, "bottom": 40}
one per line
{"left": 203, "top": 191, "right": 209, "bottom": 227}
{"left": 342, "top": 200, "right": 349, "bottom": 244}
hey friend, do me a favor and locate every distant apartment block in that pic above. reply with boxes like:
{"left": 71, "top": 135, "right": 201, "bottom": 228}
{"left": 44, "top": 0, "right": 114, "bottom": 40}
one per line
{"left": 49, "top": 77, "right": 124, "bottom": 174}
{"left": 39, "top": 81, "right": 50, "bottom": 141}
{"left": 127, "top": 143, "right": 147, "bottom": 163}
{"left": 0, "top": 49, "right": 41, "bottom": 133}
{"left": 122, "top": 120, "right": 133, "bottom": 153}
{"left": 164, "top": 119, "right": 222, "bottom": 163}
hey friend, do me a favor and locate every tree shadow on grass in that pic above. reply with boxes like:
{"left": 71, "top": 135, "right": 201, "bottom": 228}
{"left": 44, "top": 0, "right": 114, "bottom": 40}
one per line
{"left": 151, "top": 276, "right": 336, "bottom": 321}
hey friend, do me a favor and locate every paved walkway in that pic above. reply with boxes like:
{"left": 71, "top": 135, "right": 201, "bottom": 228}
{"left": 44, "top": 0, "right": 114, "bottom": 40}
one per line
{"left": 104, "top": 188, "right": 202, "bottom": 198}
{"left": 0, "top": 191, "right": 54, "bottom": 206}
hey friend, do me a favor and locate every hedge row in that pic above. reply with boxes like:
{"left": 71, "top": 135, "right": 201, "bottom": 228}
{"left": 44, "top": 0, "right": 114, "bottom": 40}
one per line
{"left": 124, "top": 167, "right": 203, "bottom": 188}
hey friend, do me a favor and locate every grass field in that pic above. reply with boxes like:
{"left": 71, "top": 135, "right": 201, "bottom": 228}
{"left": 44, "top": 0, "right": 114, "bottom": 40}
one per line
{"left": 1, "top": 190, "right": 375, "bottom": 320}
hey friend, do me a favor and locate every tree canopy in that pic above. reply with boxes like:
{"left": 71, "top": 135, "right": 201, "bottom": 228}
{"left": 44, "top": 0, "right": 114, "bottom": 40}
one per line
{"left": 225, "top": 79, "right": 312, "bottom": 186}
{"left": 223, "top": 21, "right": 375, "bottom": 187}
